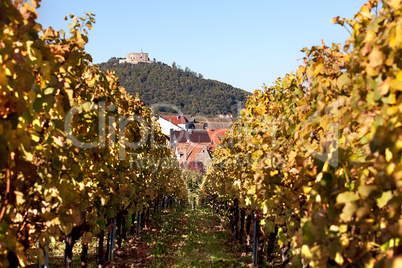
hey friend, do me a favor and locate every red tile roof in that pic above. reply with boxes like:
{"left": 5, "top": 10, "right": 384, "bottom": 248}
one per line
{"left": 207, "top": 129, "right": 228, "bottom": 145}
{"left": 178, "top": 143, "right": 210, "bottom": 165}
{"left": 206, "top": 144, "right": 216, "bottom": 152}
{"left": 162, "top": 116, "right": 188, "bottom": 125}
{"left": 174, "top": 143, "right": 192, "bottom": 155}
{"left": 187, "top": 145, "right": 204, "bottom": 163}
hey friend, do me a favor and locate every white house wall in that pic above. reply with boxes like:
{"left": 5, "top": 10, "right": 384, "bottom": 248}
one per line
{"left": 156, "top": 117, "right": 183, "bottom": 136}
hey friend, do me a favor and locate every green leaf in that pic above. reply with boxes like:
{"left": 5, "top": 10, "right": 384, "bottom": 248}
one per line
{"left": 368, "top": 46, "right": 385, "bottom": 69}
{"left": 337, "top": 73, "right": 351, "bottom": 89}
{"left": 340, "top": 202, "right": 357, "bottom": 221}
{"left": 336, "top": 191, "right": 359, "bottom": 204}
{"left": 52, "top": 156, "right": 62, "bottom": 169}
{"left": 376, "top": 191, "right": 392, "bottom": 208}
{"left": 266, "top": 221, "right": 275, "bottom": 233}
{"left": 43, "top": 86, "right": 55, "bottom": 95}
{"left": 85, "top": 21, "right": 93, "bottom": 30}
{"left": 302, "top": 221, "right": 317, "bottom": 243}
{"left": 358, "top": 185, "right": 377, "bottom": 198}
{"left": 33, "top": 96, "right": 43, "bottom": 113}
{"left": 7, "top": 113, "right": 19, "bottom": 129}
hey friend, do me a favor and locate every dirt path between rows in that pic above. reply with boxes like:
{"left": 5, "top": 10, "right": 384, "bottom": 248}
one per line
{"left": 111, "top": 207, "right": 250, "bottom": 267}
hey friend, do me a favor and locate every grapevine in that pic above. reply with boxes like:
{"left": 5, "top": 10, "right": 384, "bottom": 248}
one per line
{"left": 0, "top": 1, "right": 187, "bottom": 266}
{"left": 200, "top": 0, "right": 402, "bottom": 266}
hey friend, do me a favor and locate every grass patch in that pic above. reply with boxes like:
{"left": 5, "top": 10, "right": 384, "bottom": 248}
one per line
{"left": 146, "top": 207, "right": 249, "bottom": 267}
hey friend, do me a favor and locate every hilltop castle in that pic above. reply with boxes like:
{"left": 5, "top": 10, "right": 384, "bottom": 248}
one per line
{"left": 119, "top": 51, "right": 152, "bottom": 64}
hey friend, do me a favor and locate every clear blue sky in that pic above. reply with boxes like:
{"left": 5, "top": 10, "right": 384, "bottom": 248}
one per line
{"left": 37, "top": 0, "right": 367, "bottom": 93}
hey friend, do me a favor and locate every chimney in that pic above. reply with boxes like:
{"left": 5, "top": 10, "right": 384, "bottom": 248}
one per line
{"left": 170, "top": 129, "right": 174, "bottom": 148}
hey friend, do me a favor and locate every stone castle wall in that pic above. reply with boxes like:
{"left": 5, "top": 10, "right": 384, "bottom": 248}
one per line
{"left": 119, "top": 52, "right": 152, "bottom": 64}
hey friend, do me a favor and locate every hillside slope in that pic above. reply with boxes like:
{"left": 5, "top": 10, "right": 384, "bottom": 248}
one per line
{"left": 99, "top": 59, "right": 250, "bottom": 115}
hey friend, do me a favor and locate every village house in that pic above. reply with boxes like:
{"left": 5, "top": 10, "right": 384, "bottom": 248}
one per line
{"left": 154, "top": 115, "right": 229, "bottom": 171}
{"left": 170, "top": 129, "right": 228, "bottom": 171}
{"left": 216, "top": 114, "right": 233, "bottom": 118}
{"left": 154, "top": 116, "right": 183, "bottom": 137}
{"left": 162, "top": 116, "right": 189, "bottom": 130}
{"left": 170, "top": 129, "right": 211, "bottom": 148}
{"left": 154, "top": 115, "right": 190, "bottom": 138}
{"left": 178, "top": 143, "right": 212, "bottom": 171}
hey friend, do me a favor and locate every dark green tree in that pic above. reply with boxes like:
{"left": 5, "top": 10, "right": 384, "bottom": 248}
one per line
{"left": 99, "top": 59, "right": 250, "bottom": 115}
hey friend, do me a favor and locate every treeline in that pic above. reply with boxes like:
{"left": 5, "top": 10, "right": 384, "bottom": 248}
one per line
{"left": 98, "top": 59, "right": 250, "bottom": 115}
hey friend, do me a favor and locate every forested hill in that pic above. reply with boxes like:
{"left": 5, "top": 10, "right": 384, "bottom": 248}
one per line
{"left": 98, "top": 59, "right": 250, "bottom": 115}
